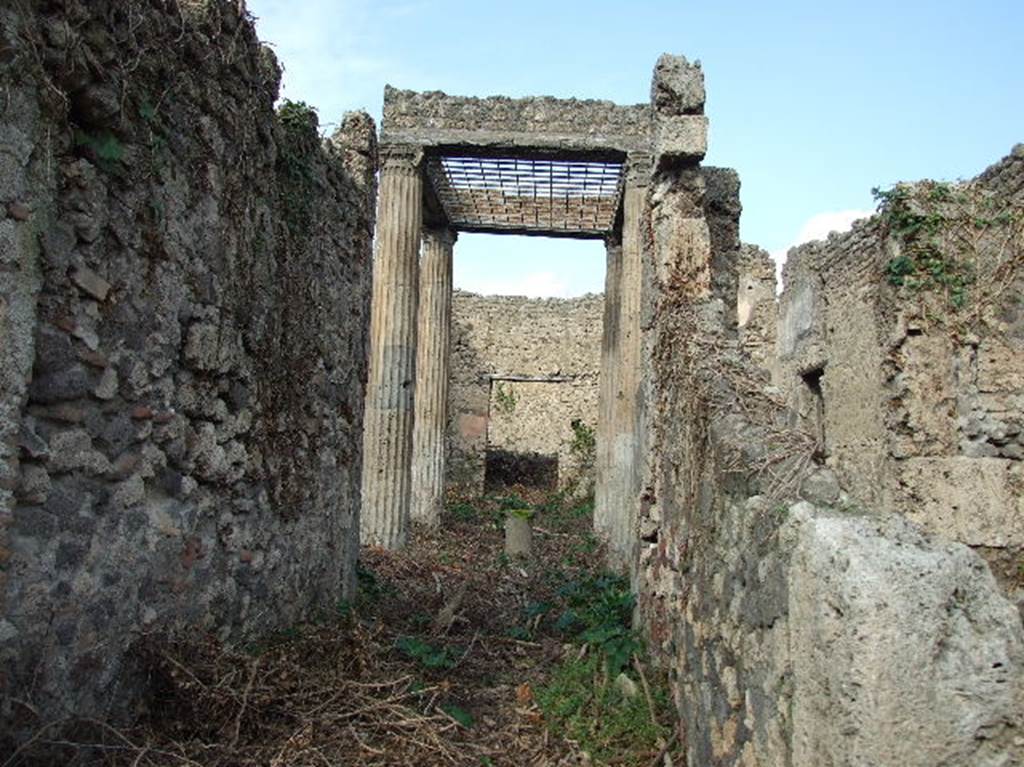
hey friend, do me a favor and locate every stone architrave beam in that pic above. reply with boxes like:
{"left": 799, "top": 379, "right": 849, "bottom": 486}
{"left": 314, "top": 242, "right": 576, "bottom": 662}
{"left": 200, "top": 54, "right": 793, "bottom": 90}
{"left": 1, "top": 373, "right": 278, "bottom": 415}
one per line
{"left": 360, "top": 146, "right": 423, "bottom": 549}
{"left": 382, "top": 87, "right": 652, "bottom": 157}
{"left": 410, "top": 227, "right": 456, "bottom": 526}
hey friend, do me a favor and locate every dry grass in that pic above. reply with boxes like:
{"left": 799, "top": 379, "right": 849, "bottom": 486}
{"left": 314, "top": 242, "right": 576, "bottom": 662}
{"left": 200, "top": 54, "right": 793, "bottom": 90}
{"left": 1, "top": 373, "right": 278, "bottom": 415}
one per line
{"left": 6, "top": 488, "right": 670, "bottom": 767}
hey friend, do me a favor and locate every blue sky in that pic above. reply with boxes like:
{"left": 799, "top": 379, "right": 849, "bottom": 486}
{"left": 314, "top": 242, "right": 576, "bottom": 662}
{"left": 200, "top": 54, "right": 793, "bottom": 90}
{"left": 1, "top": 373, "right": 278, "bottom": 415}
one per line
{"left": 246, "top": 0, "right": 1022, "bottom": 296}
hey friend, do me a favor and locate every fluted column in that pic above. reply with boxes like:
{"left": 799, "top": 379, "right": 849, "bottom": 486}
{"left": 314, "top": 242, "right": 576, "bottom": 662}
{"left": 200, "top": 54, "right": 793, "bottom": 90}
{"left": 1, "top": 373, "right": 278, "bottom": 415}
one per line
{"left": 594, "top": 236, "right": 623, "bottom": 538}
{"left": 410, "top": 227, "right": 456, "bottom": 526}
{"left": 605, "top": 154, "right": 650, "bottom": 566}
{"left": 360, "top": 147, "right": 423, "bottom": 549}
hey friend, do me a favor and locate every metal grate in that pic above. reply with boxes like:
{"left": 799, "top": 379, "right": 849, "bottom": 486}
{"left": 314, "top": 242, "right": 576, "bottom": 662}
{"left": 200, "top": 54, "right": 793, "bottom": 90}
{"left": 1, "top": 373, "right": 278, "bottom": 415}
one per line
{"left": 425, "top": 155, "right": 624, "bottom": 237}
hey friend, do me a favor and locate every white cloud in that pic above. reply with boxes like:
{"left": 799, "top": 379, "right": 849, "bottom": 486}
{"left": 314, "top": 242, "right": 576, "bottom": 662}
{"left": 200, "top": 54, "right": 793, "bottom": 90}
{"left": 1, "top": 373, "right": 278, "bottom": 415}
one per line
{"left": 457, "top": 270, "right": 570, "bottom": 298}
{"left": 769, "top": 209, "right": 873, "bottom": 288}
{"left": 247, "top": 0, "right": 416, "bottom": 124}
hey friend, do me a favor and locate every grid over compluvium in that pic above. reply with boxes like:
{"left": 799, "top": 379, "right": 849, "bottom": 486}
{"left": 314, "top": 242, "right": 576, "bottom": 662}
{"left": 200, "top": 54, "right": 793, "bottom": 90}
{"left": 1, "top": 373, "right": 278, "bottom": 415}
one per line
{"left": 425, "top": 155, "right": 624, "bottom": 237}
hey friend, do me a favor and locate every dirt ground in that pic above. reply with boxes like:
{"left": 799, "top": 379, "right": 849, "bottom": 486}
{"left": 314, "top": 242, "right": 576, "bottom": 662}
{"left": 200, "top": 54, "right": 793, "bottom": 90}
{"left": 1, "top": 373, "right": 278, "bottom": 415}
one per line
{"left": 6, "top": 488, "right": 681, "bottom": 766}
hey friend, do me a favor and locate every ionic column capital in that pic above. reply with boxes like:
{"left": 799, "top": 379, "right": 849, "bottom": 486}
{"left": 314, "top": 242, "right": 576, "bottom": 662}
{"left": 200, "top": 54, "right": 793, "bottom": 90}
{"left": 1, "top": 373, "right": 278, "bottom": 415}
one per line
{"left": 624, "top": 152, "right": 653, "bottom": 188}
{"left": 423, "top": 226, "right": 458, "bottom": 248}
{"left": 379, "top": 144, "right": 424, "bottom": 174}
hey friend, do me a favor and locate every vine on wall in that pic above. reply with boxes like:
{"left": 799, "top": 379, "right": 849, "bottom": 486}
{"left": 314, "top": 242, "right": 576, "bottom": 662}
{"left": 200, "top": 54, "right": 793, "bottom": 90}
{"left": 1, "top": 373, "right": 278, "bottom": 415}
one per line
{"left": 874, "top": 180, "right": 1023, "bottom": 332}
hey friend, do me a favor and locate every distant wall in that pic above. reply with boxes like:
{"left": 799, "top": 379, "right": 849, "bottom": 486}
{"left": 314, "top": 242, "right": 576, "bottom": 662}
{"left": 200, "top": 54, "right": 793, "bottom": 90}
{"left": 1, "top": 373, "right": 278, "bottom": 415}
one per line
{"left": 446, "top": 291, "right": 602, "bottom": 494}
{"left": 0, "top": 0, "right": 375, "bottom": 727}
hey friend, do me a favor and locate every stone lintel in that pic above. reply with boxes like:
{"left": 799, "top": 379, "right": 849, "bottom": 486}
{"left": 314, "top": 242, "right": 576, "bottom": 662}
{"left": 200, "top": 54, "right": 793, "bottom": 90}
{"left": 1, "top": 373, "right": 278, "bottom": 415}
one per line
{"left": 382, "top": 86, "right": 653, "bottom": 156}
{"left": 453, "top": 223, "right": 609, "bottom": 240}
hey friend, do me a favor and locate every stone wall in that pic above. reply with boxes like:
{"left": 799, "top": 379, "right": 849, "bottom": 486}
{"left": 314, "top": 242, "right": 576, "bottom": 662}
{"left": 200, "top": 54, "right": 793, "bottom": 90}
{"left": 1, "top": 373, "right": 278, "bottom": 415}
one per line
{"left": 0, "top": 0, "right": 375, "bottom": 728}
{"left": 774, "top": 145, "right": 1024, "bottom": 598}
{"left": 737, "top": 243, "right": 777, "bottom": 372}
{"left": 633, "top": 61, "right": 1024, "bottom": 764}
{"left": 635, "top": 193, "right": 1024, "bottom": 767}
{"left": 638, "top": 309, "right": 1024, "bottom": 765}
{"left": 447, "top": 291, "right": 602, "bottom": 494}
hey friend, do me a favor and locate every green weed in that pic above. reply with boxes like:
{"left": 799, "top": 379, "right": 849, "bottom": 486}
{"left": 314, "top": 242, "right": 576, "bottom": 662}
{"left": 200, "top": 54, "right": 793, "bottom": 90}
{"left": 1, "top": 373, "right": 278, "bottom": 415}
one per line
{"left": 556, "top": 573, "right": 639, "bottom": 675}
{"left": 449, "top": 501, "right": 480, "bottom": 522}
{"left": 395, "top": 636, "right": 460, "bottom": 670}
{"left": 440, "top": 702, "right": 474, "bottom": 728}
{"left": 493, "top": 381, "right": 518, "bottom": 414}
{"left": 536, "top": 652, "right": 667, "bottom": 764}
{"left": 871, "top": 181, "right": 1012, "bottom": 311}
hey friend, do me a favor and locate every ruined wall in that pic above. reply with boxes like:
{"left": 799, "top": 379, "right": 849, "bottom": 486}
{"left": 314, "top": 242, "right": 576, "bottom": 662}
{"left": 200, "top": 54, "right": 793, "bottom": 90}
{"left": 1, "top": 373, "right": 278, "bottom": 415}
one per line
{"left": 737, "top": 243, "right": 777, "bottom": 372}
{"left": 776, "top": 219, "right": 890, "bottom": 508}
{"left": 634, "top": 57, "right": 1023, "bottom": 766}
{"left": 639, "top": 312, "right": 1024, "bottom": 766}
{"left": 703, "top": 166, "right": 742, "bottom": 329}
{"left": 0, "top": 0, "right": 375, "bottom": 728}
{"left": 447, "top": 291, "right": 602, "bottom": 494}
{"left": 775, "top": 146, "right": 1024, "bottom": 597}
{"left": 637, "top": 192, "right": 1024, "bottom": 767}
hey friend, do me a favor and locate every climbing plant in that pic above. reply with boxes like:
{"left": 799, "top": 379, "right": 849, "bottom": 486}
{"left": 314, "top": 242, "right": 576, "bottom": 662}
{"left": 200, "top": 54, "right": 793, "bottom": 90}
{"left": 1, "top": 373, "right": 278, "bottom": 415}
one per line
{"left": 873, "top": 179, "right": 1023, "bottom": 327}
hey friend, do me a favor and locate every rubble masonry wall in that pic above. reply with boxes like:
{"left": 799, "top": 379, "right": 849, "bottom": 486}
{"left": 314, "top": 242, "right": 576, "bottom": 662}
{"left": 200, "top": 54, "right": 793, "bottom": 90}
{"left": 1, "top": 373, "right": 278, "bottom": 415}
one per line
{"left": 775, "top": 146, "right": 1024, "bottom": 597}
{"left": 446, "top": 291, "right": 602, "bottom": 494}
{"left": 636, "top": 116, "right": 1023, "bottom": 763}
{"left": 0, "top": 0, "right": 375, "bottom": 725}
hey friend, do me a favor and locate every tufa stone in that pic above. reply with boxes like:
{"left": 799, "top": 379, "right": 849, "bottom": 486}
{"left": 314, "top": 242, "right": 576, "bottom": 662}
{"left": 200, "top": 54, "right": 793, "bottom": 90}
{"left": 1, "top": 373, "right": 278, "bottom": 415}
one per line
{"left": 799, "top": 468, "right": 841, "bottom": 506}
{"left": 18, "top": 420, "right": 49, "bottom": 460}
{"left": 6, "top": 200, "right": 30, "bottom": 221}
{"left": 504, "top": 514, "right": 533, "bottom": 559}
{"left": 70, "top": 265, "right": 111, "bottom": 302}
{"left": 93, "top": 367, "right": 118, "bottom": 400}
{"left": 614, "top": 672, "right": 639, "bottom": 700}
{"left": 653, "top": 115, "right": 709, "bottom": 166}
{"left": 29, "top": 365, "right": 92, "bottom": 404}
{"left": 18, "top": 464, "right": 51, "bottom": 504}
{"left": 651, "top": 53, "right": 705, "bottom": 116}
{"left": 47, "top": 429, "right": 111, "bottom": 475}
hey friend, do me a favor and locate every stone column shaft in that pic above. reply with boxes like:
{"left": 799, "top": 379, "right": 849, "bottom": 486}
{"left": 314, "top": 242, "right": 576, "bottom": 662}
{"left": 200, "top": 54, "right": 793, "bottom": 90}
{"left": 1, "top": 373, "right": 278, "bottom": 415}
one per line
{"left": 410, "top": 228, "right": 455, "bottom": 525}
{"left": 594, "top": 238, "right": 623, "bottom": 537}
{"left": 360, "top": 149, "right": 423, "bottom": 549}
{"left": 604, "top": 156, "right": 649, "bottom": 566}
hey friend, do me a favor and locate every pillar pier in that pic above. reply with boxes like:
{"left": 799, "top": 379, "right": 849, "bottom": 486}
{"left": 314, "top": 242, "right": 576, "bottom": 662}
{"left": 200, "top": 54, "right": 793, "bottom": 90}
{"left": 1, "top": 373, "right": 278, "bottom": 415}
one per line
{"left": 410, "top": 227, "right": 456, "bottom": 526}
{"left": 594, "top": 236, "right": 622, "bottom": 539}
{"left": 604, "top": 154, "right": 650, "bottom": 566}
{"left": 360, "top": 147, "right": 423, "bottom": 549}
